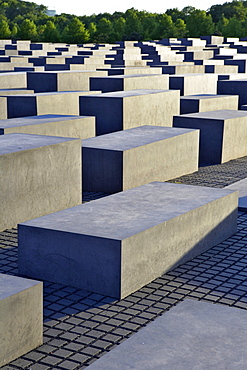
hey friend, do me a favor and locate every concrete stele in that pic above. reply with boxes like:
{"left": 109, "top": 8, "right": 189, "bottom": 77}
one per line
{"left": 86, "top": 299, "right": 247, "bottom": 369}
{"left": 0, "top": 273, "right": 43, "bottom": 367}
{"left": 18, "top": 182, "right": 238, "bottom": 299}
{"left": 82, "top": 125, "right": 199, "bottom": 193}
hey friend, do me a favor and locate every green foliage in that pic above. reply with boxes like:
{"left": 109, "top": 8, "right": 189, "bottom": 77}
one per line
{"left": 62, "top": 17, "right": 89, "bottom": 44}
{"left": 186, "top": 10, "right": 214, "bottom": 37}
{"left": 1, "top": 0, "right": 247, "bottom": 43}
{"left": 42, "top": 20, "right": 60, "bottom": 42}
{"left": 17, "top": 18, "right": 37, "bottom": 40}
{"left": 0, "top": 18, "right": 11, "bottom": 38}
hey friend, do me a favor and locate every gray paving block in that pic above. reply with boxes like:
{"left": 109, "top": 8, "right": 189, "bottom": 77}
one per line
{"left": 86, "top": 299, "right": 247, "bottom": 369}
{"left": 18, "top": 182, "right": 238, "bottom": 299}
{"left": 82, "top": 125, "right": 199, "bottom": 193}
{"left": 0, "top": 114, "right": 95, "bottom": 139}
{"left": 180, "top": 94, "right": 239, "bottom": 114}
{"left": 225, "top": 178, "right": 247, "bottom": 211}
{"left": 0, "top": 273, "right": 43, "bottom": 367}
{"left": 79, "top": 89, "right": 180, "bottom": 135}
{"left": 0, "top": 133, "right": 81, "bottom": 231}
{"left": 173, "top": 109, "right": 247, "bottom": 164}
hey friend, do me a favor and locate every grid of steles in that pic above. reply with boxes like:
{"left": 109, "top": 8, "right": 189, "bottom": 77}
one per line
{"left": 1, "top": 156, "right": 247, "bottom": 370}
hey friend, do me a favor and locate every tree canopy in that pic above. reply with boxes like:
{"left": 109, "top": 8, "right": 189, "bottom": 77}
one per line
{"left": 1, "top": 0, "right": 247, "bottom": 43}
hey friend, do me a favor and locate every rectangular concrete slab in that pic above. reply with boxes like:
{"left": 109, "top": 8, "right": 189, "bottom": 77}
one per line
{"left": 0, "top": 273, "right": 43, "bottom": 367}
{"left": 90, "top": 74, "right": 169, "bottom": 93}
{"left": 169, "top": 74, "right": 218, "bottom": 96}
{"left": 27, "top": 70, "right": 108, "bottom": 92}
{"left": 86, "top": 299, "right": 247, "bottom": 369}
{"left": 225, "top": 178, "right": 247, "bottom": 211}
{"left": 18, "top": 182, "right": 238, "bottom": 299}
{"left": 0, "top": 133, "right": 82, "bottom": 231}
{"left": 80, "top": 89, "right": 180, "bottom": 135}
{"left": 180, "top": 94, "right": 239, "bottom": 114}
{"left": 82, "top": 125, "right": 199, "bottom": 193}
{"left": 173, "top": 109, "right": 247, "bottom": 164}
{"left": 218, "top": 78, "right": 247, "bottom": 108}
{"left": 0, "top": 114, "right": 95, "bottom": 139}
{"left": 6, "top": 90, "right": 99, "bottom": 118}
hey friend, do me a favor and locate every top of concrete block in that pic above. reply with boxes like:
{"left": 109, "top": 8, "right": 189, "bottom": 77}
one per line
{"left": 82, "top": 125, "right": 197, "bottom": 151}
{"left": 0, "top": 133, "right": 79, "bottom": 155}
{"left": 0, "top": 114, "right": 90, "bottom": 129}
{"left": 81, "top": 89, "right": 171, "bottom": 98}
{"left": 176, "top": 109, "right": 247, "bottom": 120}
{"left": 86, "top": 299, "right": 247, "bottom": 369}
{"left": 0, "top": 273, "right": 41, "bottom": 300}
{"left": 180, "top": 94, "right": 238, "bottom": 101}
{"left": 19, "top": 182, "right": 237, "bottom": 240}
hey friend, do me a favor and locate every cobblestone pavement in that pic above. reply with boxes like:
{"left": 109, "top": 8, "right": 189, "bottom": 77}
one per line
{"left": 1, "top": 156, "right": 247, "bottom": 370}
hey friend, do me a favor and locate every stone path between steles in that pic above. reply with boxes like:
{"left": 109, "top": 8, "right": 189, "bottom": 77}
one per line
{"left": 1, "top": 156, "right": 247, "bottom": 370}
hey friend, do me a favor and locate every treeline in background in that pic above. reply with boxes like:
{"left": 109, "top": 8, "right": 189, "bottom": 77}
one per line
{"left": 0, "top": 0, "right": 247, "bottom": 43}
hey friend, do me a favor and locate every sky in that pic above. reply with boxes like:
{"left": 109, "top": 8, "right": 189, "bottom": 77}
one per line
{"left": 27, "top": 0, "right": 228, "bottom": 16}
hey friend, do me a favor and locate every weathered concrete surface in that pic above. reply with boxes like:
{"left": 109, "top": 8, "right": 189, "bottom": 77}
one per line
{"left": 218, "top": 78, "right": 247, "bottom": 107}
{"left": 90, "top": 74, "right": 169, "bottom": 93}
{"left": 225, "top": 178, "right": 247, "bottom": 211}
{"left": 0, "top": 72, "right": 27, "bottom": 89}
{"left": 18, "top": 182, "right": 238, "bottom": 299}
{"left": 6, "top": 91, "right": 99, "bottom": 118}
{"left": 173, "top": 110, "right": 247, "bottom": 164}
{"left": 27, "top": 70, "right": 108, "bottom": 92}
{"left": 82, "top": 125, "right": 199, "bottom": 193}
{"left": 169, "top": 74, "right": 218, "bottom": 95}
{"left": 180, "top": 94, "right": 239, "bottom": 114}
{"left": 0, "top": 133, "right": 82, "bottom": 231}
{"left": 0, "top": 273, "right": 43, "bottom": 367}
{"left": 80, "top": 89, "right": 180, "bottom": 135}
{"left": 0, "top": 114, "right": 95, "bottom": 139}
{"left": 86, "top": 299, "right": 247, "bottom": 369}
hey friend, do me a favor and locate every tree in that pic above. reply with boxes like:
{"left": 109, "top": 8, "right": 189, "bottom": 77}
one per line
{"left": 0, "top": 18, "right": 11, "bottom": 38}
{"left": 18, "top": 18, "right": 37, "bottom": 40}
{"left": 62, "top": 17, "right": 89, "bottom": 44}
{"left": 42, "top": 20, "right": 60, "bottom": 42}
{"left": 186, "top": 10, "right": 214, "bottom": 37}
{"left": 223, "top": 16, "right": 243, "bottom": 37}
{"left": 88, "top": 22, "right": 97, "bottom": 42}
{"left": 174, "top": 18, "right": 188, "bottom": 38}
{"left": 95, "top": 17, "right": 113, "bottom": 42}
{"left": 155, "top": 14, "right": 176, "bottom": 39}
{"left": 125, "top": 8, "right": 142, "bottom": 35}
{"left": 112, "top": 17, "right": 126, "bottom": 41}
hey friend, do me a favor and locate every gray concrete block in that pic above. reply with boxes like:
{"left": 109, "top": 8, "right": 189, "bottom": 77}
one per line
{"left": 0, "top": 133, "right": 82, "bottom": 231}
{"left": 18, "top": 182, "right": 238, "bottom": 299}
{"left": 0, "top": 97, "right": 7, "bottom": 119}
{"left": 225, "top": 178, "right": 247, "bottom": 211}
{"left": 27, "top": 70, "right": 108, "bottom": 92}
{"left": 0, "top": 273, "right": 43, "bottom": 367}
{"left": 0, "top": 72, "right": 27, "bottom": 89}
{"left": 6, "top": 91, "right": 99, "bottom": 118}
{"left": 161, "top": 64, "right": 204, "bottom": 74}
{"left": 0, "top": 114, "right": 95, "bottom": 139}
{"left": 218, "top": 78, "right": 247, "bottom": 108}
{"left": 169, "top": 74, "right": 218, "bottom": 96}
{"left": 86, "top": 299, "right": 247, "bottom": 369}
{"left": 80, "top": 89, "right": 180, "bottom": 135}
{"left": 90, "top": 74, "right": 169, "bottom": 93}
{"left": 180, "top": 94, "right": 239, "bottom": 114}
{"left": 173, "top": 110, "right": 247, "bottom": 164}
{"left": 82, "top": 125, "right": 199, "bottom": 193}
